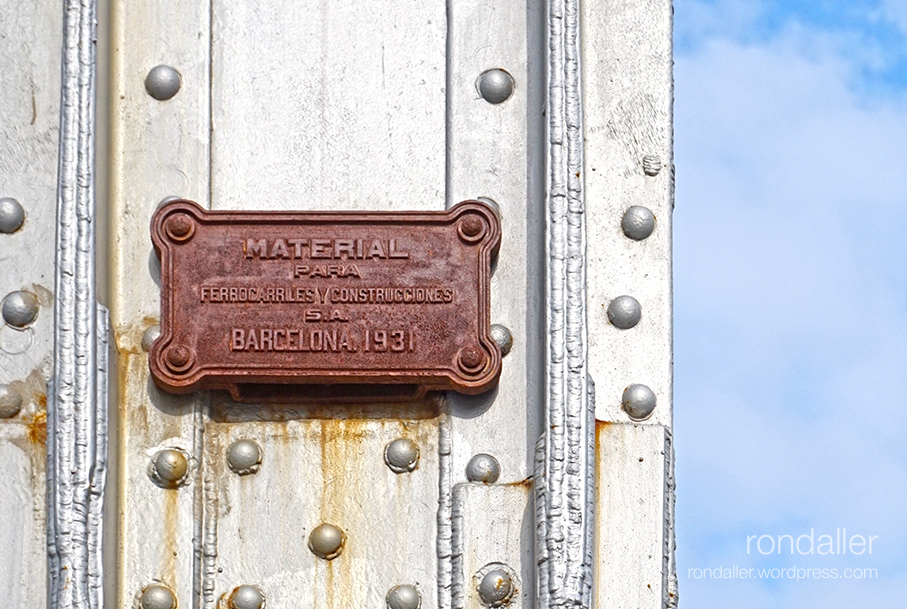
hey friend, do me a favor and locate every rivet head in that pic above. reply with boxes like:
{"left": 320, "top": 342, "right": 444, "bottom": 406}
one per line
{"left": 642, "top": 154, "right": 663, "bottom": 176}
{"left": 2, "top": 291, "right": 39, "bottom": 328}
{"left": 476, "top": 197, "right": 501, "bottom": 218}
{"left": 0, "top": 197, "right": 25, "bottom": 233}
{"left": 386, "top": 584, "right": 421, "bottom": 609}
{"left": 457, "top": 214, "right": 487, "bottom": 243}
{"left": 164, "top": 213, "right": 195, "bottom": 242}
{"left": 151, "top": 449, "right": 189, "bottom": 488}
{"left": 226, "top": 439, "right": 263, "bottom": 475}
{"left": 621, "top": 206, "right": 656, "bottom": 241}
{"left": 457, "top": 346, "right": 486, "bottom": 374}
{"left": 489, "top": 324, "right": 513, "bottom": 357}
{"left": 607, "top": 295, "right": 641, "bottom": 330}
{"left": 0, "top": 384, "right": 24, "bottom": 419}
{"left": 145, "top": 65, "right": 182, "bottom": 100}
{"left": 461, "top": 215, "right": 483, "bottom": 236}
{"left": 140, "top": 585, "right": 176, "bottom": 609}
{"left": 164, "top": 344, "right": 194, "bottom": 373}
{"left": 308, "top": 523, "right": 345, "bottom": 560}
{"left": 477, "top": 69, "right": 514, "bottom": 104}
{"left": 466, "top": 453, "right": 500, "bottom": 483}
{"left": 478, "top": 569, "right": 514, "bottom": 607}
{"left": 384, "top": 438, "right": 419, "bottom": 473}
{"left": 622, "top": 384, "right": 657, "bottom": 421}
{"left": 142, "top": 324, "right": 161, "bottom": 352}
{"left": 229, "top": 585, "right": 265, "bottom": 609}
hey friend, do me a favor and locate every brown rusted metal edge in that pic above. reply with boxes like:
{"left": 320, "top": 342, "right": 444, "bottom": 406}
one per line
{"left": 149, "top": 200, "right": 501, "bottom": 402}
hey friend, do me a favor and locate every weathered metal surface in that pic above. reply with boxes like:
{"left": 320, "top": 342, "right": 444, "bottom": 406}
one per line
{"left": 149, "top": 200, "right": 501, "bottom": 400}
{"left": 0, "top": 0, "right": 62, "bottom": 599}
{"left": 108, "top": 0, "right": 211, "bottom": 603}
{"left": 0, "top": 376, "right": 48, "bottom": 608}
{"left": 0, "top": 0, "right": 59, "bottom": 385}
{"left": 595, "top": 423, "right": 676, "bottom": 608}
{"left": 583, "top": 0, "right": 677, "bottom": 605}
{"left": 451, "top": 482, "right": 534, "bottom": 609}
{"left": 533, "top": 0, "right": 597, "bottom": 607}
{"left": 205, "top": 418, "right": 441, "bottom": 609}
{"left": 101, "top": 1, "right": 674, "bottom": 609}
{"left": 445, "top": 0, "right": 544, "bottom": 498}
{"left": 48, "top": 0, "right": 111, "bottom": 604}
{"left": 584, "top": 0, "right": 674, "bottom": 430}
{"left": 209, "top": 0, "right": 446, "bottom": 213}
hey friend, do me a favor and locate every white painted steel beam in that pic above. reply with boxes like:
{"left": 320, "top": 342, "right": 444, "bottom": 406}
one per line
{"left": 582, "top": 0, "right": 677, "bottom": 606}
{"left": 6, "top": 0, "right": 678, "bottom": 607}
{"left": 0, "top": 0, "right": 63, "bottom": 604}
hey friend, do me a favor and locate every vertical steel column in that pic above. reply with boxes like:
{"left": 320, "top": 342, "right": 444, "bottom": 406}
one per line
{"left": 535, "top": 0, "right": 596, "bottom": 607}
{"left": 48, "top": 1, "right": 108, "bottom": 609}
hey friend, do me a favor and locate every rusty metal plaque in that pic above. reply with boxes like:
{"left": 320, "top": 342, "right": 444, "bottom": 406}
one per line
{"left": 149, "top": 200, "right": 501, "bottom": 401}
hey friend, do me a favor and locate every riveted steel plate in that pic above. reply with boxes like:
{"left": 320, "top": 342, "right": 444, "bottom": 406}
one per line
{"left": 149, "top": 200, "right": 501, "bottom": 401}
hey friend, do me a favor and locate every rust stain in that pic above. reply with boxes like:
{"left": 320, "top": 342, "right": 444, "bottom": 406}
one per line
{"left": 504, "top": 476, "right": 534, "bottom": 489}
{"left": 22, "top": 388, "right": 48, "bottom": 445}
{"left": 317, "top": 418, "right": 377, "bottom": 609}
{"left": 25, "top": 409, "right": 47, "bottom": 444}
{"left": 113, "top": 315, "right": 159, "bottom": 355}
{"left": 595, "top": 419, "right": 612, "bottom": 438}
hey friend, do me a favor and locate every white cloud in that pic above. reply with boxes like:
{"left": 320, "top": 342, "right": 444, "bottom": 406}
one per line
{"left": 674, "top": 4, "right": 907, "bottom": 606}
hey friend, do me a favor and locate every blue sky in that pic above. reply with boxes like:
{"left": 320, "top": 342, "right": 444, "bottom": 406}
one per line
{"left": 674, "top": 0, "right": 907, "bottom": 605}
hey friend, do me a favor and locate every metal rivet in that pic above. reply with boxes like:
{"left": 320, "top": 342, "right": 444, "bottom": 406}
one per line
{"left": 0, "top": 198, "right": 25, "bottom": 233}
{"left": 477, "top": 69, "right": 514, "bottom": 104}
{"left": 622, "top": 384, "right": 657, "bottom": 421}
{"left": 466, "top": 453, "right": 500, "bottom": 483}
{"left": 457, "top": 346, "right": 486, "bottom": 373}
{"left": 226, "top": 439, "right": 263, "bottom": 475}
{"left": 165, "top": 213, "right": 195, "bottom": 242}
{"left": 384, "top": 438, "right": 419, "bottom": 473}
{"left": 460, "top": 215, "right": 483, "bottom": 237}
{"left": 142, "top": 324, "right": 161, "bottom": 352}
{"left": 140, "top": 585, "right": 176, "bottom": 609}
{"left": 168, "top": 346, "right": 190, "bottom": 366}
{"left": 489, "top": 324, "right": 513, "bottom": 357}
{"left": 642, "top": 154, "right": 663, "bottom": 176}
{"left": 0, "top": 384, "right": 24, "bottom": 419}
{"left": 621, "top": 206, "right": 655, "bottom": 241}
{"left": 476, "top": 197, "right": 501, "bottom": 218}
{"left": 229, "top": 585, "right": 265, "bottom": 609}
{"left": 2, "top": 291, "right": 39, "bottom": 328}
{"left": 607, "top": 295, "right": 641, "bottom": 330}
{"left": 145, "top": 65, "right": 182, "bottom": 101}
{"left": 164, "top": 344, "right": 194, "bottom": 372}
{"left": 478, "top": 569, "right": 514, "bottom": 607}
{"left": 386, "top": 584, "right": 421, "bottom": 609}
{"left": 308, "top": 523, "right": 345, "bottom": 560}
{"left": 457, "top": 214, "right": 487, "bottom": 243}
{"left": 151, "top": 449, "right": 189, "bottom": 488}
{"left": 167, "top": 215, "right": 191, "bottom": 237}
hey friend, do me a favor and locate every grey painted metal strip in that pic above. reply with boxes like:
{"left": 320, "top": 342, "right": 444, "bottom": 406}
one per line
{"left": 664, "top": 428, "right": 678, "bottom": 608}
{"left": 437, "top": 414, "right": 453, "bottom": 609}
{"left": 48, "top": 0, "right": 106, "bottom": 607}
{"left": 536, "top": 0, "right": 596, "bottom": 606}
